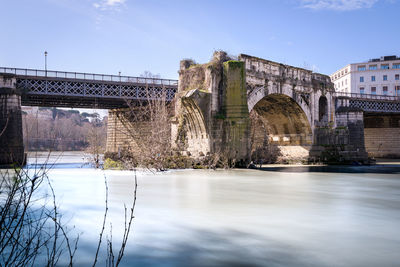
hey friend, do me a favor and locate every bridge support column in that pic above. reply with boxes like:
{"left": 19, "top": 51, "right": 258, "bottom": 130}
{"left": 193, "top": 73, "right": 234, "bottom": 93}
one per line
{"left": 335, "top": 108, "right": 368, "bottom": 162}
{"left": 0, "top": 74, "right": 25, "bottom": 166}
{"left": 171, "top": 51, "right": 250, "bottom": 166}
{"left": 221, "top": 60, "right": 250, "bottom": 165}
{"left": 310, "top": 97, "right": 368, "bottom": 163}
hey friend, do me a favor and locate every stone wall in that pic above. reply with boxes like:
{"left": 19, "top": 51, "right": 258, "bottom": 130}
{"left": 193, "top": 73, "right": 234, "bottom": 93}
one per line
{"left": 106, "top": 109, "right": 153, "bottom": 155}
{"left": 364, "top": 128, "right": 400, "bottom": 158}
{"left": 364, "top": 114, "right": 400, "bottom": 158}
{"left": 106, "top": 109, "right": 132, "bottom": 153}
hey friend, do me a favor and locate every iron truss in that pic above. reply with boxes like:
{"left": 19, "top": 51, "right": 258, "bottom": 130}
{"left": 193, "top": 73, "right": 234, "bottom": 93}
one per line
{"left": 16, "top": 77, "right": 177, "bottom": 109}
{"left": 349, "top": 99, "right": 400, "bottom": 113}
{"left": 0, "top": 67, "right": 178, "bottom": 109}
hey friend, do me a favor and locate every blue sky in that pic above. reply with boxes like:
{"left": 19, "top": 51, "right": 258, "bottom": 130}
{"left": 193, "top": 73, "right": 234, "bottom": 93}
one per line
{"left": 1, "top": 0, "right": 399, "bottom": 79}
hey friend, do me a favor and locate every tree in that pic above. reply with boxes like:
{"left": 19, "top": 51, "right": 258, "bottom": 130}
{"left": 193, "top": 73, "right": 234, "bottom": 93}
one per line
{"left": 140, "top": 71, "right": 160, "bottom": 79}
{"left": 115, "top": 88, "right": 173, "bottom": 170}
{"left": 86, "top": 114, "right": 107, "bottom": 168}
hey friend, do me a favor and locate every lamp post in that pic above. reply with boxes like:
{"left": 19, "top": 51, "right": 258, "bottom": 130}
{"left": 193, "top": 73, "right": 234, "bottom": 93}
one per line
{"left": 44, "top": 51, "right": 48, "bottom": 76}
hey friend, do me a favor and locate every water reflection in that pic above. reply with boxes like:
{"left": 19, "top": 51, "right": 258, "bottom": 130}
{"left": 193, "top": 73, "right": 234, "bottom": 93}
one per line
{"left": 29, "top": 153, "right": 400, "bottom": 266}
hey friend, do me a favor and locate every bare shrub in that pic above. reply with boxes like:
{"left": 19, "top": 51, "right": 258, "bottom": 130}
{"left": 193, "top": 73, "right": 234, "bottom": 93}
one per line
{"left": 114, "top": 87, "right": 173, "bottom": 171}
{"left": 0, "top": 159, "right": 78, "bottom": 266}
{"left": 86, "top": 114, "right": 107, "bottom": 168}
{"left": 1, "top": 108, "right": 135, "bottom": 266}
{"left": 0, "top": 161, "right": 137, "bottom": 266}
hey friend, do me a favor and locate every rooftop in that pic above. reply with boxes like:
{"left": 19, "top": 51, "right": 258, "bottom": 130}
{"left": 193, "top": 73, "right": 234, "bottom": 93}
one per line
{"left": 368, "top": 56, "right": 400, "bottom": 63}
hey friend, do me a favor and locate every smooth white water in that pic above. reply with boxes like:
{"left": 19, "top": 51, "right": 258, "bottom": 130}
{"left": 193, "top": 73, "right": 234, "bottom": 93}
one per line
{"left": 28, "top": 152, "right": 400, "bottom": 266}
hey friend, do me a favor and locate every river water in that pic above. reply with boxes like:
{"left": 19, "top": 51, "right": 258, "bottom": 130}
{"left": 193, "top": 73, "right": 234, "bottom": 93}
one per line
{"left": 27, "top": 152, "right": 400, "bottom": 267}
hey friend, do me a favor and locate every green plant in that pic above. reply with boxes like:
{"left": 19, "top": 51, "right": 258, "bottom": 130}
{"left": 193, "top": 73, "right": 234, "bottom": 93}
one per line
{"left": 103, "top": 158, "right": 123, "bottom": 170}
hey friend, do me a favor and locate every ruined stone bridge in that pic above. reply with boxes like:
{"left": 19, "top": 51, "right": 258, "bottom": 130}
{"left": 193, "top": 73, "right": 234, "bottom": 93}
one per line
{"left": 1, "top": 52, "right": 400, "bottom": 166}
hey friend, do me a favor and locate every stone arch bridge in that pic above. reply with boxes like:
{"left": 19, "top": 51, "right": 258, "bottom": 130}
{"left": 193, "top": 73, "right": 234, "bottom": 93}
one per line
{"left": 167, "top": 52, "right": 400, "bottom": 165}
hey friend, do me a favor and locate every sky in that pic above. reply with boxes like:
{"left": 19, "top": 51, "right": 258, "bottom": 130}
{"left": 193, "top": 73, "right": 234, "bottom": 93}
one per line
{"left": 0, "top": 0, "right": 399, "bottom": 80}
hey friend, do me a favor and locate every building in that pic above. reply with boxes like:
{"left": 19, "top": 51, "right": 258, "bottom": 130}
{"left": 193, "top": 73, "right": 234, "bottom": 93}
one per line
{"left": 330, "top": 56, "right": 400, "bottom": 96}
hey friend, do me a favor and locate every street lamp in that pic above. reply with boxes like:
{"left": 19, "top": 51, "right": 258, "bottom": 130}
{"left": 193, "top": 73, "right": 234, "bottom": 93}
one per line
{"left": 44, "top": 51, "right": 48, "bottom": 76}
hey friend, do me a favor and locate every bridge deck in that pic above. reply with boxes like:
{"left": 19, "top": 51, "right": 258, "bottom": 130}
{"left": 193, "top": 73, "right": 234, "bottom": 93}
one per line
{"left": 334, "top": 92, "right": 400, "bottom": 113}
{"left": 0, "top": 67, "right": 178, "bottom": 109}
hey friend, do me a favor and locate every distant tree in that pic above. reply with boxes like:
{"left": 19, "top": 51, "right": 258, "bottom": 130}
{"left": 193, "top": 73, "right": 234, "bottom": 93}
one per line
{"left": 22, "top": 109, "right": 107, "bottom": 151}
{"left": 140, "top": 71, "right": 161, "bottom": 79}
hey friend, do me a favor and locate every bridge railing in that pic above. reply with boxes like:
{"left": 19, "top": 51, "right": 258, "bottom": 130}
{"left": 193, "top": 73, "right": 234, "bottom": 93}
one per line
{"left": 334, "top": 92, "right": 400, "bottom": 101}
{"left": 0, "top": 67, "right": 178, "bottom": 86}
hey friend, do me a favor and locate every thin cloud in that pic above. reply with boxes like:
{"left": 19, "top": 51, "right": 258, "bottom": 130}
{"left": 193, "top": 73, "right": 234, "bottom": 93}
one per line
{"left": 299, "top": 0, "right": 378, "bottom": 10}
{"left": 93, "top": 0, "right": 126, "bottom": 11}
{"left": 92, "top": 0, "right": 126, "bottom": 26}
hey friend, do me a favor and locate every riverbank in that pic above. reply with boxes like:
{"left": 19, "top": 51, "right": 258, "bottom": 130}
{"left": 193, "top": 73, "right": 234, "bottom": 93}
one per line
{"left": 24, "top": 151, "right": 400, "bottom": 175}
{"left": 26, "top": 151, "right": 400, "bottom": 166}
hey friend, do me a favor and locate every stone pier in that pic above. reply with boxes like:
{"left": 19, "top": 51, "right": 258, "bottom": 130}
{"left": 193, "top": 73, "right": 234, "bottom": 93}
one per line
{"left": 170, "top": 51, "right": 250, "bottom": 166}
{"left": 0, "top": 74, "right": 25, "bottom": 166}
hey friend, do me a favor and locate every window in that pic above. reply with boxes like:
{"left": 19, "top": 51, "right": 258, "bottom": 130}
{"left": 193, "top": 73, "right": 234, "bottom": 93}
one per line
{"left": 369, "top": 65, "right": 377, "bottom": 70}
{"left": 381, "top": 64, "right": 389, "bottom": 70}
{"left": 371, "top": 87, "right": 376, "bottom": 95}
{"left": 360, "top": 76, "right": 364, "bottom": 82}
{"left": 371, "top": 76, "right": 376, "bottom": 82}
{"left": 396, "top": 86, "right": 400, "bottom": 96}
{"left": 358, "top": 65, "right": 366, "bottom": 71}
{"left": 360, "top": 87, "right": 365, "bottom": 94}
{"left": 383, "top": 75, "right": 387, "bottom": 81}
{"left": 383, "top": 86, "right": 388, "bottom": 95}
{"left": 393, "top": 64, "right": 400, "bottom": 69}
{"left": 345, "top": 79, "right": 347, "bottom": 85}
{"left": 396, "top": 74, "right": 399, "bottom": 80}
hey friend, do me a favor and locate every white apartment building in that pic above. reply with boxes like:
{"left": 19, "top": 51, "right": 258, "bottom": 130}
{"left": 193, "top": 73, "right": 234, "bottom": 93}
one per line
{"left": 330, "top": 56, "right": 400, "bottom": 96}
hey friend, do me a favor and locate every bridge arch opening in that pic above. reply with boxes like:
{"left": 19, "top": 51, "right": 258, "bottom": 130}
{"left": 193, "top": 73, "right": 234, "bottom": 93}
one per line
{"left": 319, "top": 96, "right": 328, "bottom": 122}
{"left": 175, "top": 98, "right": 209, "bottom": 157}
{"left": 249, "top": 94, "right": 312, "bottom": 163}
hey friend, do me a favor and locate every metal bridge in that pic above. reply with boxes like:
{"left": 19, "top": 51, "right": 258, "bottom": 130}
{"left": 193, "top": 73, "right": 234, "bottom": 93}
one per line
{"left": 334, "top": 92, "right": 400, "bottom": 113}
{"left": 0, "top": 67, "right": 178, "bottom": 109}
